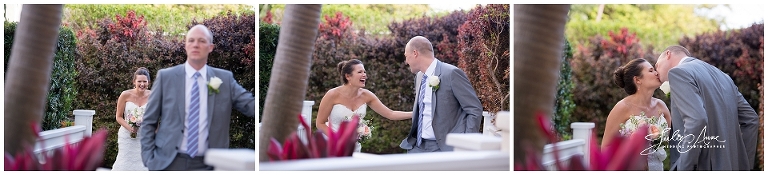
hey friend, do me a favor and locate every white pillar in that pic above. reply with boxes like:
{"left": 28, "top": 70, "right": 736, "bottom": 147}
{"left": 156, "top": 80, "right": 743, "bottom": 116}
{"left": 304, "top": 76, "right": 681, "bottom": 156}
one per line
{"left": 482, "top": 111, "right": 499, "bottom": 136}
{"left": 73, "top": 110, "right": 95, "bottom": 137}
{"left": 297, "top": 101, "right": 315, "bottom": 144}
{"left": 570, "top": 122, "right": 595, "bottom": 167}
{"left": 495, "top": 111, "right": 510, "bottom": 153}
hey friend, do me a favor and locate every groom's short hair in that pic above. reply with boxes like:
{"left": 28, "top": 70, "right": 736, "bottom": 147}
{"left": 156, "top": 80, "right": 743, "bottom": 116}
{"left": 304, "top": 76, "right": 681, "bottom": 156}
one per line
{"left": 665, "top": 45, "right": 691, "bottom": 57}
{"left": 187, "top": 24, "right": 214, "bottom": 44}
{"left": 408, "top": 36, "right": 434, "bottom": 57}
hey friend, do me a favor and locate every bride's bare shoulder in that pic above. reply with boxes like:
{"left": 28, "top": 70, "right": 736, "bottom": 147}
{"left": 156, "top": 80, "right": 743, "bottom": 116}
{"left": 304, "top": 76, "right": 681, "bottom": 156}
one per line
{"left": 120, "top": 90, "right": 132, "bottom": 97}
{"left": 608, "top": 99, "right": 631, "bottom": 118}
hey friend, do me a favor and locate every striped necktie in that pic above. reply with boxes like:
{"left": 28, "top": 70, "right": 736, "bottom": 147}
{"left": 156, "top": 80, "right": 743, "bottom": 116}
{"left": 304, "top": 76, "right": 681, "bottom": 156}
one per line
{"left": 416, "top": 73, "right": 428, "bottom": 146}
{"left": 187, "top": 72, "right": 201, "bottom": 157}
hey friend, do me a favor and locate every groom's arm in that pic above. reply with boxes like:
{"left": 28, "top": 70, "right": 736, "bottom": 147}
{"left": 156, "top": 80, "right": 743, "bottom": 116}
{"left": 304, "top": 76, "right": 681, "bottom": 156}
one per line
{"left": 227, "top": 71, "right": 255, "bottom": 117}
{"left": 735, "top": 86, "right": 758, "bottom": 168}
{"left": 450, "top": 68, "right": 483, "bottom": 133}
{"left": 140, "top": 69, "right": 163, "bottom": 166}
{"left": 668, "top": 68, "right": 707, "bottom": 171}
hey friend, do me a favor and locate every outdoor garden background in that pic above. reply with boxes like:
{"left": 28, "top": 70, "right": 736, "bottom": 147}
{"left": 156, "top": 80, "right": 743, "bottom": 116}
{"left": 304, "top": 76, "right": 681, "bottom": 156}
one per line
{"left": 550, "top": 4, "right": 763, "bottom": 170}
{"left": 3, "top": 4, "right": 256, "bottom": 168}
{"left": 258, "top": 4, "right": 510, "bottom": 154}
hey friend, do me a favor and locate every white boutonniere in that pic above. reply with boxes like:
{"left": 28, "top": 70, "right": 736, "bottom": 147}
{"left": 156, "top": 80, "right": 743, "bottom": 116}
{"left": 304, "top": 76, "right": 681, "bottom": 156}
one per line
{"left": 659, "top": 81, "right": 670, "bottom": 97}
{"left": 427, "top": 75, "right": 440, "bottom": 92}
{"left": 208, "top": 77, "right": 222, "bottom": 94}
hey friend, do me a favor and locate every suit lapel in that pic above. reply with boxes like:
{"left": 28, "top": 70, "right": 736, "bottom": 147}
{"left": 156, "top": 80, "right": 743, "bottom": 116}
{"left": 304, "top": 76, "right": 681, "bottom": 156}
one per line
{"left": 175, "top": 65, "right": 187, "bottom": 123}
{"left": 206, "top": 66, "right": 216, "bottom": 127}
{"left": 431, "top": 61, "right": 442, "bottom": 121}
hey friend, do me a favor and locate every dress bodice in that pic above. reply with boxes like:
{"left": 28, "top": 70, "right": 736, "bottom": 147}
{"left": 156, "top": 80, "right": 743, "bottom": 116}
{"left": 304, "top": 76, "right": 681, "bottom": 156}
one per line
{"left": 328, "top": 104, "right": 367, "bottom": 132}
{"left": 124, "top": 101, "right": 146, "bottom": 120}
{"left": 619, "top": 112, "right": 668, "bottom": 137}
{"left": 618, "top": 112, "right": 668, "bottom": 171}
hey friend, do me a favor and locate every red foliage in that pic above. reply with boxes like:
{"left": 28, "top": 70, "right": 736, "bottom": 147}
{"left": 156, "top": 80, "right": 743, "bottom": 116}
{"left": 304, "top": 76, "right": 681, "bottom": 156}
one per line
{"left": 267, "top": 114, "right": 359, "bottom": 161}
{"left": 457, "top": 4, "right": 510, "bottom": 116}
{"left": 106, "top": 10, "right": 147, "bottom": 46}
{"left": 261, "top": 9, "right": 274, "bottom": 24}
{"left": 318, "top": 11, "right": 353, "bottom": 41}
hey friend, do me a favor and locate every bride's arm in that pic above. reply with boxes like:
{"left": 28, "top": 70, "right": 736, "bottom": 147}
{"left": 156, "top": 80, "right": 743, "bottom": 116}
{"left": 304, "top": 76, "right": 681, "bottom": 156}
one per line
{"left": 315, "top": 90, "right": 334, "bottom": 135}
{"left": 602, "top": 103, "right": 628, "bottom": 148}
{"left": 115, "top": 91, "right": 134, "bottom": 132}
{"left": 366, "top": 90, "right": 412, "bottom": 120}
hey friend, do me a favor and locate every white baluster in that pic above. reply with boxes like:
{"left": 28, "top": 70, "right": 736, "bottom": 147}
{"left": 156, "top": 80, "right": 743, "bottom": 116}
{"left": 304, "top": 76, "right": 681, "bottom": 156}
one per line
{"left": 73, "top": 109, "right": 95, "bottom": 137}
{"left": 570, "top": 122, "right": 594, "bottom": 168}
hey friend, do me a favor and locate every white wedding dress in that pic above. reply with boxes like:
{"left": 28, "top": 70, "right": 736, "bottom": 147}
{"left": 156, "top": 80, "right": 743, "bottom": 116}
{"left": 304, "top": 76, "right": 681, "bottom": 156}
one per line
{"left": 111, "top": 102, "right": 148, "bottom": 171}
{"left": 619, "top": 113, "right": 668, "bottom": 171}
{"left": 328, "top": 104, "right": 366, "bottom": 152}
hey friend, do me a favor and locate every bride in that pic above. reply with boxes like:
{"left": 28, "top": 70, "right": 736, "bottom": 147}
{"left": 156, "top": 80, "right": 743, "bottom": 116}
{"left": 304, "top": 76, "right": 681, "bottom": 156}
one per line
{"left": 316, "top": 59, "right": 413, "bottom": 152}
{"left": 603, "top": 58, "right": 671, "bottom": 171}
{"left": 112, "top": 67, "right": 151, "bottom": 171}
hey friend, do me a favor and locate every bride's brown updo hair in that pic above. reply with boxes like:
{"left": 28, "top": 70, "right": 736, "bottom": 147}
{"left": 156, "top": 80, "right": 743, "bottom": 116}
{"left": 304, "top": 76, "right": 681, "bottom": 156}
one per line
{"left": 613, "top": 58, "right": 647, "bottom": 95}
{"left": 134, "top": 67, "right": 151, "bottom": 82}
{"left": 337, "top": 59, "right": 362, "bottom": 85}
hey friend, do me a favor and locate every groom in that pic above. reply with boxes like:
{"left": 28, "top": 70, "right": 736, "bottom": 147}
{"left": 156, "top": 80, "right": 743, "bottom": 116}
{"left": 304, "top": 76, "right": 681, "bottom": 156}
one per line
{"left": 399, "top": 36, "right": 483, "bottom": 153}
{"left": 655, "top": 45, "right": 758, "bottom": 170}
{"left": 140, "top": 24, "right": 255, "bottom": 170}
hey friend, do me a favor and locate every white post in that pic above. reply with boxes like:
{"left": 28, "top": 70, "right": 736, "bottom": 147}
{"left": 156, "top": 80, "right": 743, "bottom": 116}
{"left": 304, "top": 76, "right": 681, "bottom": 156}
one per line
{"left": 495, "top": 111, "right": 510, "bottom": 153}
{"left": 73, "top": 110, "right": 95, "bottom": 137}
{"left": 297, "top": 101, "right": 315, "bottom": 144}
{"left": 482, "top": 111, "right": 499, "bottom": 136}
{"left": 570, "top": 122, "right": 594, "bottom": 167}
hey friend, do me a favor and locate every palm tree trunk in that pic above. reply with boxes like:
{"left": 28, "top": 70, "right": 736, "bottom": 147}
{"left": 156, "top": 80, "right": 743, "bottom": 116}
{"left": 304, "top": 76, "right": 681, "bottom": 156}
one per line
{"left": 258, "top": 4, "right": 322, "bottom": 162}
{"left": 4, "top": 4, "right": 63, "bottom": 155}
{"left": 513, "top": 4, "right": 570, "bottom": 164}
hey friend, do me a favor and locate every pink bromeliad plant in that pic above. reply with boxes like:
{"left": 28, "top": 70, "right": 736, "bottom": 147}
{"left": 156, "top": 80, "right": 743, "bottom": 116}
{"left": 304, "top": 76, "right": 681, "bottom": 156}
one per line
{"left": 5, "top": 123, "right": 108, "bottom": 171}
{"left": 267, "top": 114, "right": 359, "bottom": 161}
{"left": 515, "top": 111, "right": 649, "bottom": 170}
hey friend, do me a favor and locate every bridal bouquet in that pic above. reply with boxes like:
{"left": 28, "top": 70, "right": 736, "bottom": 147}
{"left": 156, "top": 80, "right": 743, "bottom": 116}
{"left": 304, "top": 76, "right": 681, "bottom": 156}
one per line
{"left": 126, "top": 107, "right": 144, "bottom": 138}
{"left": 619, "top": 111, "right": 668, "bottom": 150}
{"left": 345, "top": 114, "right": 373, "bottom": 142}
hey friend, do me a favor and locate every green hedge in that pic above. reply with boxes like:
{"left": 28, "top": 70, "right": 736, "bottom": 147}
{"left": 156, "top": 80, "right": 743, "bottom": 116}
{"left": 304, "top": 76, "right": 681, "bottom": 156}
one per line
{"left": 258, "top": 23, "right": 280, "bottom": 121}
{"left": 4, "top": 21, "right": 78, "bottom": 131}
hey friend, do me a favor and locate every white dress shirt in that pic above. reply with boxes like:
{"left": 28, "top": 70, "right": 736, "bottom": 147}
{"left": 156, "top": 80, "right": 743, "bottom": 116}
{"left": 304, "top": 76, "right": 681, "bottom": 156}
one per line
{"left": 179, "top": 62, "right": 209, "bottom": 156}
{"left": 420, "top": 59, "right": 438, "bottom": 140}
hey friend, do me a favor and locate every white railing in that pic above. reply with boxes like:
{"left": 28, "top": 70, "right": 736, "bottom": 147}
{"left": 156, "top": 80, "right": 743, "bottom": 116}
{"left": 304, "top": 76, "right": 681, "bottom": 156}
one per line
{"left": 258, "top": 100, "right": 315, "bottom": 144}
{"left": 204, "top": 148, "right": 255, "bottom": 171}
{"left": 258, "top": 111, "right": 510, "bottom": 171}
{"left": 540, "top": 122, "right": 595, "bottom": 170}
{"left": 33, "top": 109, "right": 95, "bottom": 162}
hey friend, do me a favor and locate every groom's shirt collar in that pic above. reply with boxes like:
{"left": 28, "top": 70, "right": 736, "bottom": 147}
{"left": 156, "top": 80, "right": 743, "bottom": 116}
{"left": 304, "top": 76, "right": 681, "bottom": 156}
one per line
{"left": 184, "top": 62, "right": 208, "bottom": 79}
{"left": 424, "top": 59, "right": 438, "bottom": 76}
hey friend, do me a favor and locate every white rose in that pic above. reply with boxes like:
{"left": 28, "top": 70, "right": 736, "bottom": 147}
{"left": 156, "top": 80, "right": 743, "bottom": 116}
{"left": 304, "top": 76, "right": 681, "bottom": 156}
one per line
{"left": 209, "top": 77, "right": 223, "bottom": 89}
{"left": 427, "top": 75, "right": 440, "bottom": 90}
{"left": 659, "top": 81, "right": 670, "bottom": 95}
{"left": 357, "top": 126, "right": 365, "bottom": 135}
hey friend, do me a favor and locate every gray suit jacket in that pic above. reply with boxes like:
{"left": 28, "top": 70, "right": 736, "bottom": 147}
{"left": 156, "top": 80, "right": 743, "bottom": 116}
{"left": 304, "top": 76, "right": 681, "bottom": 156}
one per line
{"left": 399, "top": 60, "right": 483, "bottom": 151}
{"left": 667, "top": 57, "right": 758, "bottom": 170}
{"left": 140, "top": 64, "right": 255, "bottom": 170}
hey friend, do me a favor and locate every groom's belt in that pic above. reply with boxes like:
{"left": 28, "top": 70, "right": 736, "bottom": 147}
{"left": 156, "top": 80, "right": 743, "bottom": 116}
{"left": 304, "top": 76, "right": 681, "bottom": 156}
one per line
{"left": 421, "top": 138, "right": 436, "bottom": 141}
